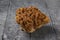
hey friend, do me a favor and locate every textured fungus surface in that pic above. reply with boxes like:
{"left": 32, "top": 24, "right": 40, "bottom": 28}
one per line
{"left": 16, "top": 6, "right": 50, "bottom": 33}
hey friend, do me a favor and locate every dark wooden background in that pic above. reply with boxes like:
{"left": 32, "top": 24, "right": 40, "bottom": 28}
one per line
{"left": 0, "top": 0, "right": 60, "bottom": 40}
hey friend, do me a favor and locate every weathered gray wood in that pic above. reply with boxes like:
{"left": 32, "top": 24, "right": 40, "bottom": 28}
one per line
{"left": 0, "top": 0, "right": 9, "bottom": 40}
{"left": 1, "top": 0, "right": 60, "bottom": 40}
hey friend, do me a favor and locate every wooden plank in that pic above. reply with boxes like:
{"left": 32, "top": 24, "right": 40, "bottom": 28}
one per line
{"left": 45, "top": 0, "right": 60, "bottom": 40}
{"left": 3, "top": 0, "right": 60, "bottom": 40}
{"left": 0, "top": 0, "right": 9, "bottom": 40}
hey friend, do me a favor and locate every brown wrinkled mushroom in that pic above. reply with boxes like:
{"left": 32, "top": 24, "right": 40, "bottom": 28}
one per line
{"left": 15, "top": 6, "right": 50, "bottom": 33}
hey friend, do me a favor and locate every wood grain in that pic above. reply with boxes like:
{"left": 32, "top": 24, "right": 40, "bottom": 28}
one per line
{"left": 1, "top": 0, "right": 60, "bottom": 40}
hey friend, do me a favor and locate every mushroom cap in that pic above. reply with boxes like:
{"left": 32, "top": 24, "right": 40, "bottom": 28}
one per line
{"left": 16, "top": 6, "right": 50, "bottom": 33}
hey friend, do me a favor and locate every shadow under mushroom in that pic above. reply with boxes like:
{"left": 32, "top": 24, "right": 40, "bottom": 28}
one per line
{"left": 29, "top": 25, "right": 57, "bottom": 40}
